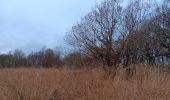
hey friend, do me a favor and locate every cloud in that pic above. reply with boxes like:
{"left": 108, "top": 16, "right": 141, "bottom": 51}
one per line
{"left": 0, "top": 0, "right": 101, "bottom": 53}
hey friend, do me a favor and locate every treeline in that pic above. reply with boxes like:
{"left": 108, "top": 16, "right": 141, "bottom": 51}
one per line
{"left": 0, "top": 48, "right": 98, "bottom": 68}
{"left": 0, "top": 48, "right": 61, "bottom": 68}
{"left": 66, "top": 0, "right": 170, "bottom": 73}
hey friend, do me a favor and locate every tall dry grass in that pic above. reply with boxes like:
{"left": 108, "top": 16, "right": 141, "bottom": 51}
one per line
{"left": 0, "top": 65, "right": 169, "bottom": 100}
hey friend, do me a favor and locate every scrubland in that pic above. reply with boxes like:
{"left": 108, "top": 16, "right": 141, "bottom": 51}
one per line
{"left": 0, "top": 65, "right": 169, "bottom": 100}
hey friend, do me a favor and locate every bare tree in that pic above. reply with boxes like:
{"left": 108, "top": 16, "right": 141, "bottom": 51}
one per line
{"left": 13, "top": 49, "right": 27, "bottom": 67}
{"left": 27, "top": 47, "right": 63, "bottom": 68}
{"left": 119, "top": 0, "right": 155, "bottom": 65}
{"left": 144, "top": 0, "right": 170, "bottom": 65}
{"left": 66, "top": 0, "right": 123, "bottom": 74}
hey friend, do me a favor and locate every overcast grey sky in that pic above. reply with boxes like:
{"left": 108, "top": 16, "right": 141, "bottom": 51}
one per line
{"left": 0, "top": 0, "right": 101, "bottom": 53}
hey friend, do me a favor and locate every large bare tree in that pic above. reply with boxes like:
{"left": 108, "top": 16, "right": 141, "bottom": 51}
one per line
{"left": 66, "top": 0, "right": 122, "bottom": 72}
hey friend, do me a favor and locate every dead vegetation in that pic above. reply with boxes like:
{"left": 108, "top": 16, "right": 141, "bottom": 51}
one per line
{"left": 0, "top": 65, "right": 169, "bottom": 100}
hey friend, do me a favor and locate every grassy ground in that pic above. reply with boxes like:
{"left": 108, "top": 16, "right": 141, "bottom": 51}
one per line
{"left": 0, "top": 66, "right": 169, "bottom": 100}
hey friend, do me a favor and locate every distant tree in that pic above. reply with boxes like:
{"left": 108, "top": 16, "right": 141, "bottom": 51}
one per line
{"left": 27, "top": 47, "right": 46, "bottom": 68}
{"left": 43, "top": 48, "right": 63, "bottom": 67}
{"left": 13, "top": 49, "right": 27, "bottom": 67}
{"left": 27, "top": 47, "right": 63, "bottom": 68}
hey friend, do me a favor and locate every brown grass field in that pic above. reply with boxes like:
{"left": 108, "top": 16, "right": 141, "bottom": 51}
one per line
{"left": 0, "top": 65, "right": 169, "bottom": 100}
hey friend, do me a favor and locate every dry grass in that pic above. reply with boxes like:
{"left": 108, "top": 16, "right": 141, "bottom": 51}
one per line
{"left": 0, "top": 65, "right": 169, "bottom": 100}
